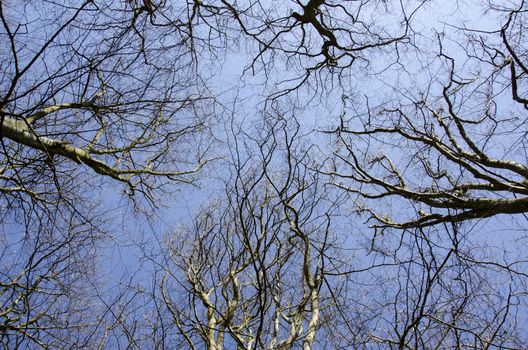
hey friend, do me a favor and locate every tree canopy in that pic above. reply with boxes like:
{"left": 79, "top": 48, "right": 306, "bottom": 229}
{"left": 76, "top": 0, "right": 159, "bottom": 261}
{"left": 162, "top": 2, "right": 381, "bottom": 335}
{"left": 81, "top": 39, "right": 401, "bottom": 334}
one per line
{"left": 1, "top": 0, "right": 528, "bottom": 349}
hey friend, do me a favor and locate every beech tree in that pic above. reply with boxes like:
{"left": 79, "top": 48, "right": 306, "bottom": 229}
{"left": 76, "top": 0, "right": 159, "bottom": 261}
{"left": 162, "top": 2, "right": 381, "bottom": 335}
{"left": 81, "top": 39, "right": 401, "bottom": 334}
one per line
{"left": 0, "top": 0, "right": 211, "bottom": 201}
{"left": 168, "top": 0, "right": 422, "bottom": 99}
{"left": 2, "top": 0, "right": 528, "bottom": 349}
{"left": 157, "top": 117, "right": 342, "bottom": 349}
{"left": 327, "top": 2, "right": 528, "bottom": 230}
{"left": 0, "top": 1, "right": 213, "bottom": 347}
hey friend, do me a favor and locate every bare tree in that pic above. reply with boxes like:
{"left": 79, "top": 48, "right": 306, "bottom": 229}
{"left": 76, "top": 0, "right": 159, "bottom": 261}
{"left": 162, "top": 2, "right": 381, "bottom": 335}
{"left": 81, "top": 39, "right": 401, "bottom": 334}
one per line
{"left": 3, "top": 1, "right": 528, "bottom": 349}
{"left": 155, "top": 116, "right": 345, "bottom": 349}
{"left": 0, "top": 1, "right": 216, "bottom": 347}
{"left": 138, "top": 2, "right": 528, "bottom": 349}
{"left": 326, "top": 2, "right": 528, "bottom": 230}
{"left": 0, "top": 196, "right": 110, "bottom": 348}
{"left": 186, "top": 0, "right": 424, "bottom": 98}
{"left": 320, "top": 221, "right": 528, "bottom": 349}
{"left": 0, "top": 1, "right": 213, "bottom": 202}
{"left": 151, "top": 112, "right": 528, "bottom": 350}
{"left": 308, "top": 3, "right": 528, "bottom": 347}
